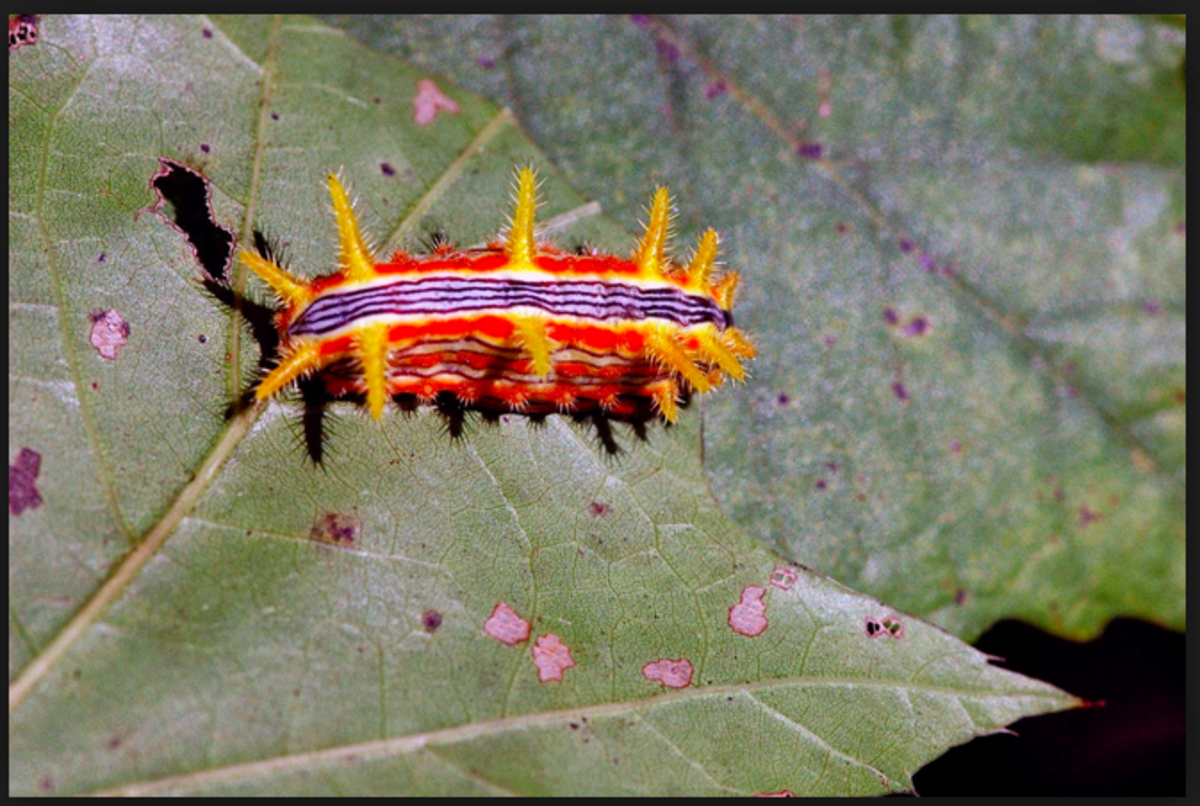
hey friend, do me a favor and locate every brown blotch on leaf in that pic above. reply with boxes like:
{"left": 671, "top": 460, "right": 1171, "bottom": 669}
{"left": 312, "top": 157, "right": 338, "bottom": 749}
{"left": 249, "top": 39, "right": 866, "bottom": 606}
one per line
{"left": 311, "top": 512, "right": 360, "bottom": 546}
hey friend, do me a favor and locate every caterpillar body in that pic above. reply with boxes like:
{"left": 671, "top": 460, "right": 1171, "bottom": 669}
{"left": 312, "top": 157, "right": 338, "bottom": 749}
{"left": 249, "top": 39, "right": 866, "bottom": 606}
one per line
{"left": 240, "top": 169, "right": 754, "bottom": 424}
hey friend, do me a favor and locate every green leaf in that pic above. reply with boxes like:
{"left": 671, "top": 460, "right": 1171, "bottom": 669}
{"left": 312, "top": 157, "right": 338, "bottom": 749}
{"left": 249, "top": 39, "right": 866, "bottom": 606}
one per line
{"left": 334, "top": 15, "right": 1186, "bottom": 642}
{"left": 12, "top": 15, "right": 1077, "bottom": 796}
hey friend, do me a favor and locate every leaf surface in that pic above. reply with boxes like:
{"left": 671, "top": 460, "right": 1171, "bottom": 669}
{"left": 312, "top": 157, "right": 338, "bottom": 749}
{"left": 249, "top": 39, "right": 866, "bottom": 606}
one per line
{"left": 10, "top": 15, "right": 1081, "bottom": 796}
{"left": 334, "top": 14, "right": 1187, "bottom": 641}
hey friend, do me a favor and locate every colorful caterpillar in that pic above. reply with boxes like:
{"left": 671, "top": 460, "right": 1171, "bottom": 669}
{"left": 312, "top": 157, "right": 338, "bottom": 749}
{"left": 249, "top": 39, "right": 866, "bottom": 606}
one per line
{"left": 240, "top": 169, "right": 753, "bottom": 424}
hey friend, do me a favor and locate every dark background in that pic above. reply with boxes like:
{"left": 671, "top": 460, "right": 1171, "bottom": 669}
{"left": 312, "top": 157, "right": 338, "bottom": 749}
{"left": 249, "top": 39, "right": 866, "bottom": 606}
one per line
{"left": 907, "top": 618, "right": 1184, "bottom": 796}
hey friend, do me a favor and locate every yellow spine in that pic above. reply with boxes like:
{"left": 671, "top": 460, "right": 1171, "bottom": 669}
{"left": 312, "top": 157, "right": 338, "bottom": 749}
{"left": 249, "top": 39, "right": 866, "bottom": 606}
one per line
{"left": 358, "top": 323, "right": 391, "bottom": 419}
{"left": 646, "top": 327, "right": 712, "bottom": 393}
{"left": 635, "top": 187, "right": 671, "bottom": 276}
{"left": 687, "top": 229, "right": 719, "bottom": 285}
{"left": 506, "top": 168, "right": 538, "bottom": 265}
{"left": 328, "top": 174, "right": 376, "bottom": 282}
{"left": 515, "top": 316, "right": 552, "bottom": 377}
{"left": 239, "top": 251, "right": 312, "bottom": 309}
{"left": 255, "top": 342, "right": 324, "bottom": 401}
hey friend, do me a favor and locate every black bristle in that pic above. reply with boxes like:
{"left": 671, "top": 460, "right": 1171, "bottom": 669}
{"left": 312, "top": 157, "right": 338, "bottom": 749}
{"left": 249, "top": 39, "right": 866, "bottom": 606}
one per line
{"left": 433, "top": 391, "right": 470, "bottom": 440}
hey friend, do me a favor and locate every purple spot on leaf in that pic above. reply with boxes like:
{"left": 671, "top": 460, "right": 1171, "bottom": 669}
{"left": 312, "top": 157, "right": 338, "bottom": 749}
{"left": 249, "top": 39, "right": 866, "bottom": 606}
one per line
{"left": 9, "top": 447, "right": 43, "bottom": 515}
{"left": 655, "top": 39, "right": 680, "bottom": 61}
{"left": 796, "top": 141, "right": 824, "bottom": 159}
{"left": 892, "top": 382, "right": 909, "bottom": 401}
{"left": 422, "top": 609, "right": 443, "bottom": 632}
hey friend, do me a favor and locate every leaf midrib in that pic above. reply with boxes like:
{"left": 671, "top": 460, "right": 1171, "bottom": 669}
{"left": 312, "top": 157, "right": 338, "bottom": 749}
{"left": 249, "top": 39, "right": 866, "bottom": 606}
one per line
{"left": 92, "top": 673, "right": 1068, "bottom": 795}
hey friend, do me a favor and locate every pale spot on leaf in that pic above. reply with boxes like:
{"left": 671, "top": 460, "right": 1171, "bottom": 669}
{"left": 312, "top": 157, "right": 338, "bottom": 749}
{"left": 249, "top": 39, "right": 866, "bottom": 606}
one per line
{"left": 88, "top": 310, "right": 130, "bottom": 360}
{"left": 641, "top": 658, "right": 694, "bottom": 689}
{"left": 770, "top": 567, "right": 798, "bottom": 590}
{"left": 864, "top": 614, "right": 905, "bottom": 639}
{"left": 413, "top": 79, "right": 460, "bottom": 126}
{"left": 532, "top": 633, "right": 575, "bottom": 682}
{"left": 729, "top": 585, "right": 768, "bottom": 637}
{"left": 483, "top": 602, "right": 530, "bottom": 645}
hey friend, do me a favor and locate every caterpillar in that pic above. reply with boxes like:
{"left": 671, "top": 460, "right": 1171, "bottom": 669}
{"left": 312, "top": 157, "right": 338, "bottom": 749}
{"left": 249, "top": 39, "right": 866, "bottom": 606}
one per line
{"left": 239, "top": 169, "right": 754, "bottom": 424}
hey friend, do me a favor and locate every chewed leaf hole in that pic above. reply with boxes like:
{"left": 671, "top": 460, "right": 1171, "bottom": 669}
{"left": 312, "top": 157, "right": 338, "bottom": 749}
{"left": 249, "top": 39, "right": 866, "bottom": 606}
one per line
{"left": 149, "top": 158, "right": 235, "bottom": 282}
